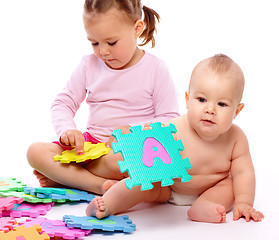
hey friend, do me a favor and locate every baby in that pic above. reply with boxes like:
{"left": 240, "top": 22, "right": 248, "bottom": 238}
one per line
{"left": 86, "top": 54, "right": 264, "bottom": 223}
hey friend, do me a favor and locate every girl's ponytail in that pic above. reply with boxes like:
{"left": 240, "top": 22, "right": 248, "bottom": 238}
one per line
{"left": 140, "top": 6, "right": 160, "bottom": 48}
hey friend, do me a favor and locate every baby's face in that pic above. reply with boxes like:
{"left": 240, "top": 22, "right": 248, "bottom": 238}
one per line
{"left": 186, "top": 67, "right": 244, "bottom": 141}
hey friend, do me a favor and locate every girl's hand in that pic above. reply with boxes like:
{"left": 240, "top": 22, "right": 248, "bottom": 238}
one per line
{"left": 60, "top": 129, "right": 85, "bottom": 155}
{"left": 233, "top": 203, "right": 264, "bottom": 222}
{"left": 106, "top": 125, "right": 131, "bottom": 148}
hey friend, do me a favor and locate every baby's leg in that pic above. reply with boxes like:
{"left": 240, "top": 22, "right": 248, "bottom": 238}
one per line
{"left": 187, "top": 177, "right": 234, "bottom": 223}
{"left": 27, "top": 142, "right": 108, "bottom": 194}
{"left": 86, "top": 180, "right": 171, "bottom": 219}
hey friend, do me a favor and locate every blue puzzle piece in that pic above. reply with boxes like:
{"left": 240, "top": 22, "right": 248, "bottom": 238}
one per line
{"left": 111, "top": 122, "right": 192, "bottom": 191}
{"left": 24, "top": 187, "right": 95, "bottom": 202}
{"left": 63, "top": 215, "right": 136, "bottom": 233}
{"left": 24, "top": 187, "right": 65, "bottom": 196}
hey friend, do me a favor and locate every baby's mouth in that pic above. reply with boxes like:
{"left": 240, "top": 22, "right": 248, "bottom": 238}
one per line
{"left": 202, "top": 119, "right": 216, "bottom": 125}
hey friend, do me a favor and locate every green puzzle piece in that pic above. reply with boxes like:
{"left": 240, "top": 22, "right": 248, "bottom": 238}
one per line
{"left": 111, "top": 122, "right": 192, "bottom": 191}
{"left": 0, "top": 178, "right": 26, "bottom": 192}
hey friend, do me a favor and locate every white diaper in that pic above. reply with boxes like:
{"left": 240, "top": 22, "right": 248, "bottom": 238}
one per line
{"left": 168, "top": 191, "right": 198, "bottom": 206}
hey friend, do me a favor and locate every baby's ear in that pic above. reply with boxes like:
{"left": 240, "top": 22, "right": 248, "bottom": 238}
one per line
{"left": 185, "top": 91, "right": 189, "bottom": 109}
{"left": 234, "top": 103, "right": 244, "bottom": 118}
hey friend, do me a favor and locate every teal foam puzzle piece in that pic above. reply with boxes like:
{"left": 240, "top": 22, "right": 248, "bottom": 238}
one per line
{"left": 24, "top": 187, "right": 95, "bottom": 202}
{"left": 0, "top": 178, "right": 27, "bottom": 192}
{"left": 111, "top": 122, "right": 192, "bottom": 191}
{"left": 24, "top": 187, "right": 66, "bottom": 196}
{"left": 63, "top": 215, "right": 136, "bottom": 233}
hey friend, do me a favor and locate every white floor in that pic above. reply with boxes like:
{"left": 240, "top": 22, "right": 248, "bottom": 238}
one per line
{"left": 0, "top": 167, "right": 277, "bottom": 240}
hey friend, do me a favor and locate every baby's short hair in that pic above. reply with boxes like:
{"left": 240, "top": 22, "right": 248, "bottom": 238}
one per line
{"left": 208, "top": 54, "right": 234, "bottom": 73}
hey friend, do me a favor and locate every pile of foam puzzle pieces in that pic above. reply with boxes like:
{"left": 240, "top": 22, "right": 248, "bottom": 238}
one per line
{"left": 0, "top": 177, "right": 136, "bottom": 239}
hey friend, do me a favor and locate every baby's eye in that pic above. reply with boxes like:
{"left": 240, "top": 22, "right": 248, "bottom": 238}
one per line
{"left": 108, "top": 41, "right": 117, "bottom": 46}
{"left": 197, "top": 97, "right": 206, "bottom": 103}
{"left": 218, "top": 102, "right": 228, "bottom": 107}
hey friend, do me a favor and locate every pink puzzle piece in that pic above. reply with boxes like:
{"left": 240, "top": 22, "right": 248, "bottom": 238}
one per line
{"left": 0, "top": 197, "right": 23, "bottom": 215}
{"left": 18, "top": 217, "right": 91, "bottom": 239}
{"left": 2, "top": 202, "right": 54, "bottom": 218}
{"left": 0, "top": 217, "right": 17, "bottom": 233}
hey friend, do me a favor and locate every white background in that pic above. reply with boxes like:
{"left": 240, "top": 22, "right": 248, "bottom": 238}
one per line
{"left": 0, "top": 1, "right": 278, "bottom": 239}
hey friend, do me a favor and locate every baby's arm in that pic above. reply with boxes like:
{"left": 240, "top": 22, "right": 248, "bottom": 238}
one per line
{"left": 230, "top": 126, "right": 264, "bottom": 221}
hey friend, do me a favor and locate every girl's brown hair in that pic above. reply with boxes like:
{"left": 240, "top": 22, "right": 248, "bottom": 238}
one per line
{"left": 84, "top": 0, "right": 160, "bottom": 47}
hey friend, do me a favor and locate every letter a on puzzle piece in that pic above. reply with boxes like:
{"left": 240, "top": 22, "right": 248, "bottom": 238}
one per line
{"left": 111, "top": 122, "right": 192, "bottom": 191}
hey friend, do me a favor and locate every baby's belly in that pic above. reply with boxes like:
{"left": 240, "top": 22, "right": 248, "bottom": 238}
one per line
{"left": 171, "top": 171, "right": 229, "bottom": 195}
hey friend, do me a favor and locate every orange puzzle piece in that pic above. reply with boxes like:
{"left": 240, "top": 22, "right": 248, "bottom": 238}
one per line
{"left": 0, "top": 224, "right": 49, "bottom": 240}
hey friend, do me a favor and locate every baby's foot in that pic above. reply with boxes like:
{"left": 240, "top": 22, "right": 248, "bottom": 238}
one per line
{"left": 102, "top": 180, "right": 118, "bottom": 192}
{"left": 86, "top": 197, "right": 110, "bottom": 219}
{"left": 188, "top": 202, "right": 226, "bottom": 223}
{"left": 33, "top": 170, "right": 64, "bottom": 188}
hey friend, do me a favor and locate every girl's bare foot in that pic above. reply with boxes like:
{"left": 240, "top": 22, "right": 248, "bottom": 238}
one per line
{"left": 33, "top": 170, "right": 64, "bottom": 188}
{"left": 102, "top": 180, "right": 118, "bottom": 192}
{"left": 86, "top": 197, "right": 110, "bottom": 219}
{"left": 188, "top": 202, "right": 227, "bottom": 223}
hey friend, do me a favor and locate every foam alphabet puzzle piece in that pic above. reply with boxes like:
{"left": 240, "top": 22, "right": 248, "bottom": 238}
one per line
{"left": 0, "top": 224, "right": 50, "bottom": 240}
{"left": 0, "top": 217, "right": 17, "bottom": 233}
{"left": 63, "top": 215, "right": 136, "bottom": 233}
{"left": 0, "top": 197, "right": 23, "bottom": 213}
{"left": 0, "top": 178, "right": 27, "bottom": 192}
{"left": 24, "top": 187, "right": 66, "bottom": 196}
{"left": 24, "top": 187, "right": 95, "bottom": 202}
{"left": 111, "top": 122, "right": 192, "bottom": 191}
{"left": 54, "top": 142, "right": 111, "bottom": 163}
{"left": 0, "top": 191, "right": 65, "bottom": 204}
{"left": 1, "top": 202, "right": 54, "bottom": 218}
{"left": 18, "top": 217, "right": 91, "bottom": 239}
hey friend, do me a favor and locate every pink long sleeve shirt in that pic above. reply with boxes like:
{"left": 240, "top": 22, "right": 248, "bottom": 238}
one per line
{"left": 51, "top": 52, "right": 179, "bottom": 142}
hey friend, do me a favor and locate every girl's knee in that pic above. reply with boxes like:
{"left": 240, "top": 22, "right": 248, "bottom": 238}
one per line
{"left": 27, "top": 142, "right": 59, "bottom": 168}
{"left": 26, "top": 142, "right": 41, "bottom": 166}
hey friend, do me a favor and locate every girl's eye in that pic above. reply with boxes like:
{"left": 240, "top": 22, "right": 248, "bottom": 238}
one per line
{"left": 197, "top": 97, "right": 206, "bottom": 103}
{"left": 91, "top": 42, "right": 99, "bottom": 46}
{"left": 218, "top": 102, "right": 228, "bottom": 107}
{"left": 108, "top": 41, "right": 117, "bottom": 46}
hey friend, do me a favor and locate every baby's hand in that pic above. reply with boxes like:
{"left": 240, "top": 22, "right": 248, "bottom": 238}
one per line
{"left": 143, "top": 122, "right": 165, "bottom": 130}
{"left": 60, "top": 129, "right": 85, "bottom": 155}
{"left": 106, "top": 125, "right": 131, "bottom": 148}
{"left": 233, "top": 203, "right": 264, "bottom": 222}
{"left": 143, "top": 122, "right": 152, "bottom": 130}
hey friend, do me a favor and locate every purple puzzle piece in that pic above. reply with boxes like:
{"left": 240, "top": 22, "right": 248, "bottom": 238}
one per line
{"left": 0, "top": 217, "right": 17, "bottom": 233}
{"left": 18, "top": 217, "right": 91, "bottom": 239}
{"left": 2, "top": 202, "right": 54, "bottom": 218}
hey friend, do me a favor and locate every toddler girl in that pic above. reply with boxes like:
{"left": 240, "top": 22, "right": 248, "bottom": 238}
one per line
{"left": 27, "top": 0, "right": 179, "bottom": 195}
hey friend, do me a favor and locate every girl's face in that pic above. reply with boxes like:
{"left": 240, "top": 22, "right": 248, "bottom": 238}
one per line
{"left": 84, "top": 7, "right": 144, "bottom": 70}
{"left": 186, "top": 67, "right": 244, "bottom": 141}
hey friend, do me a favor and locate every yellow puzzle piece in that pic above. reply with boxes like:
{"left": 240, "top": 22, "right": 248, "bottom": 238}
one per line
{"left": 54, "top": 142, "right": 111, "bottom": 163}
